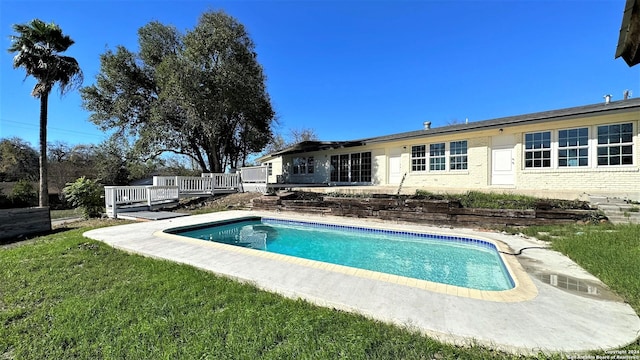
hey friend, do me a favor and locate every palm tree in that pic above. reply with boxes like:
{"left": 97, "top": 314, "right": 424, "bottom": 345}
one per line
{"left": 8, "top": 19, "right": 83, "bottom": 207}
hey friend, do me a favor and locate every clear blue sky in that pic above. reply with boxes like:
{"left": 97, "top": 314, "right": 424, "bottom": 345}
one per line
{"left": 1, "top": 0, "right": 638, "bottom": 150}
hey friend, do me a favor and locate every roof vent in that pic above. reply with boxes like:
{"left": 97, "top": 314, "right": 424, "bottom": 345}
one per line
{"left": 423, "top": 121, "right": 431, "bottom": 130}
{"left": 623, "top": 89, "right": 632, "bottom": 100}
{"left": 604, "top": 94, "right": 612, "bottom": 104}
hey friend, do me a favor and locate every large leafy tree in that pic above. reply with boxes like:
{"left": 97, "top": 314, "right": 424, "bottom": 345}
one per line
{"left": 8, "top": 19, "right": 83, "bottom": 207}
{"left": 263, "top": 127, "right": 319, "bottom": 154}
{"left": 81, "top": 10, "right": 275, "bottom": 173}
{"left": 47, "top": 141, "right": 97, "bottom": 197}
{"left": 0, "top": 137, "right": 39, "bottom": 182}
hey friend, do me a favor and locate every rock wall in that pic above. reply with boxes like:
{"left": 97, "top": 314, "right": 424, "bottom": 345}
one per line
{"left": 252, "top": 195, "right": 601, "bottom": 227}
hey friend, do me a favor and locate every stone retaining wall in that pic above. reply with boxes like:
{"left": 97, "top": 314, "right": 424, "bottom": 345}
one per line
{"left": 252, "top": 195, "right": 601, "bottom": 227}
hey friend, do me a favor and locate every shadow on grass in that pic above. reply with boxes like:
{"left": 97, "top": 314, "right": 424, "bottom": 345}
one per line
{"left": 1, "top": 218, "right": 133, "bottom": 249}
{"left": 0, "top": 227, "right": 74, "bottom": 248}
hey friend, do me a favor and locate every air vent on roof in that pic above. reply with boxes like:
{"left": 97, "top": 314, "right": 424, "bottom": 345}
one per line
{"left": 423, "top": 121, "right": 431, "bottom": 130}
{"left": 604, "top": 94, "right": 612, "bottom": 104}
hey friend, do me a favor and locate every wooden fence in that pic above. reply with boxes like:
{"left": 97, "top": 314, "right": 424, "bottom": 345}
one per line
{"left": 0, "top": 207, "right": 51, "bottom": 241}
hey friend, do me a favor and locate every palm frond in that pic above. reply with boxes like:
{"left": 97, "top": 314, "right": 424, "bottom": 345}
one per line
{"left": 8, "top": 18, "right": 82, "bottom": 98}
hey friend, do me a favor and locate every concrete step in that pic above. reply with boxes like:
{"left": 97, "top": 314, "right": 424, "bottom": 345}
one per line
{"left": 588, "top": 196, "right": 640, "bottom": 224}
{"left": 589, "top": 196, "right": 632, "bottom": 206}
{"left": 599, "top": 211, "right": 640, "bottom": 225}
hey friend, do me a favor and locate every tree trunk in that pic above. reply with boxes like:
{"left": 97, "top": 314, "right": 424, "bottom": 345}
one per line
{"left": 39, "top": 92, "right": 49, "bottom": 207}
{"left": 187, "top": 138, "right": 209, "bottom": 172}
{"left": 208, "top": 152, "right": 221, "bottom": 173}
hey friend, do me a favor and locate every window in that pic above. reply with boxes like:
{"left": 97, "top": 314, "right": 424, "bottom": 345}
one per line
{"left": 307, "top": 157, "right": 314, "bottom": 174}
{"left": 351, "top": 153, "right": 361, "bottom": 182}
{"left": 411, "top": 145, "right": 426, "bottom": 171}
{"left": 524, "top": 131, "right": 551, "bottom": 168}
{"left": 449, "top": 141, "right": 468, "bottom": 170}
{"left": 292, "top": 156, "right": 314, "bottom": 175}
{"left": 292, "top": 157, "right": 303, "bottom": 174}
{"left": 330, "top": 152, "right": 372, "bottom": 182}
{"left": 361, "top": 152, "right": 372, "bottom": 182}
{"left": 267, "top": 162, "right": 273, "bottom": 176}
{"left": 429, "top": 143, "right": 446, "bottom": 171}
{"left": 558, "top": 128, "right": 588, "bottom": 167}
{"left": 339, "top": 154, "right": 349, "bottom": 182}
{"left": 330, "top": 156, "right": 338, "bottom": 182}
{"left": 597, "top": 123, "right": 633, "bottom": 166}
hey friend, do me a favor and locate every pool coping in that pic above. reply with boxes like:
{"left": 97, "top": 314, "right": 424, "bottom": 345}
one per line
{"left": 156, "top": 215, "right": 538, "bottom": 303}
{"left": 84, "top": 210, "right": 640, "bottom": 355}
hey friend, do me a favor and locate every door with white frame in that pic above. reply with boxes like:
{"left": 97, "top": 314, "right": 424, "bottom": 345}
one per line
{"left": 491, "top": 135, "right": 515, "bottom": 186}
{"left": 388, "top": 148, "right": 403, "bottom": 185}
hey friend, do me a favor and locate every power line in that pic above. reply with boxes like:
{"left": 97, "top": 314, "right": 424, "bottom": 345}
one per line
{"left": 0, "top": 118, "right": 108, "bottom": 139}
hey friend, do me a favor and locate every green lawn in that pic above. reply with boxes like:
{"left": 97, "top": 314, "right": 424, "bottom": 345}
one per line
{"left": 1, "top": 220, "right": 638, "bottom": 359}
{"left": 521, "top": 224, "right": 640, "bottom": 314}
{"left": 50, "top": 208, "right": 80, "bottom": 220}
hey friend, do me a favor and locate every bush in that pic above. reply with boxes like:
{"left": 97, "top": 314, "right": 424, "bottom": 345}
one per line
{"left": 0, "top": 188, "right": 11, "bottom": 209}
{"left": 64, "top": 177, "right": 104, "bottom": 219}
{"left": 10, "top": 179, "right": 38, "bottom": 207}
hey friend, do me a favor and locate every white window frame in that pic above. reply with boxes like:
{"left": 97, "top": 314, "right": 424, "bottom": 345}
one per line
{"left": 330, "top": 152, "right": 372, "bottom": 183}
{"left": 411, "top": 145, "right": 426, "bottom": 172}
{"left": 558, "top": 127, "right": 589, "bottom": 167}
{"left": 597, "top": 123, "right": 634, "bottom": 167}
{"left": 524, "top": 131, "right": 552, "bottom": 169}
{"left": 292, "top": 156, "right": 314, "bottom": 175}
{"left": 429, "top": 143, "right": 446, "bottom": 171}
{"left": 449, "top": 140, "right": 468, "bottom": 170}
{"left": 522, "top": 122, "right": 636, "bottom": 170}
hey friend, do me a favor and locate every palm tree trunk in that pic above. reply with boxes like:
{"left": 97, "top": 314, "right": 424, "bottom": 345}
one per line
{"left": 39, "top": 92, "right": 49, "bottom": 207}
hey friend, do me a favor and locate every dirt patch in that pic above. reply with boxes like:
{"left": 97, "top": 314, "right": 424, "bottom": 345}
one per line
{"left": 176, "top": 192, "right": 264, "bottom": 213}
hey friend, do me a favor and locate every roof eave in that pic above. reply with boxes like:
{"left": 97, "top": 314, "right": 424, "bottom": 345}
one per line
{"left": 365, "top": 99, "right": 640, "bottom": 144}
{"left": 616, "top": 0, "right": 640, "bottom": 67}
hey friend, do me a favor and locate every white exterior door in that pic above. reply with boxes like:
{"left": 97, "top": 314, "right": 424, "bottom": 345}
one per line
{"left": 491, "top": 135, "right": 515, "bottom": 186}
{"left": 388, "top": 148, "right": 403, "bottom": 185}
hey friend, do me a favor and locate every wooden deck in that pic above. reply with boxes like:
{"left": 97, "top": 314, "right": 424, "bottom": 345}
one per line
{"left": 104, "top": 166, "right": 368, "bottom": 219}
{"left": 105, "top": 174, "right": 242, "bottom": 218}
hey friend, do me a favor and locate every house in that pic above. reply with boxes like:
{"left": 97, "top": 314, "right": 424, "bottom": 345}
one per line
{"left": 257, "top": 98, "right": 640, "bottom": 201}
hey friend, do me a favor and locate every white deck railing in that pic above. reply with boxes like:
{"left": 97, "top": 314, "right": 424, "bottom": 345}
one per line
{"left": 105, "top": 172, "right": 257, "bottom": 218}
{"left": 154, "top": 174, "right": 241, "bottom": 193}
{"left": 105, "top": 185, "right": 179, "bottom": 218}
{"left": 201, "top": 173, "right": 241, "bottom": 189}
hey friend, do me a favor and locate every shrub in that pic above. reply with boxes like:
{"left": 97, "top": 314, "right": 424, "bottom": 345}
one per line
{"left": 0, "top": 188, "right": 11, "bottom": 209}
{"left": 64, "top": 177, "right": 104, "bottom": 219}
{"left": 10, "top": 179, "right": 37, "bottom": 207}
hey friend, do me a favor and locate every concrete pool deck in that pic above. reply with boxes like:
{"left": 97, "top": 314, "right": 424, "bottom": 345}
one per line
{"left": 84, "top": 210, "right": 640, "bottom": 355}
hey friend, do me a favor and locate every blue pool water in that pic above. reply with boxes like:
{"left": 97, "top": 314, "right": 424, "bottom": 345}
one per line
{"left": 169, "top": 217, "right": 514, "bottom": 291}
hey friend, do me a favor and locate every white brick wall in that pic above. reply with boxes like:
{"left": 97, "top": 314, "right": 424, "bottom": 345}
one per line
{"left": 267, "top": 110, "right": 640, "bottom": 200}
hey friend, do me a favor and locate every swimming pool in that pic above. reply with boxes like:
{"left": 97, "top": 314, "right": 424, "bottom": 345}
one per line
{"left": 167, "top": 217, "right": 515, "bottom": 291}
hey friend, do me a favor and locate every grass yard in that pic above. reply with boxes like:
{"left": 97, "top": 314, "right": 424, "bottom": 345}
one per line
{"left": 50, "top": 209, "right": 80, "bottom": 220}
{"left": 520, "top": 224, "right": 640, "bottom": 316}
{"left": 0, "top": 223, "right": 521, "bottom": 359}
{"left": 1, "top": 220, "right": 638, "bottom": 359}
